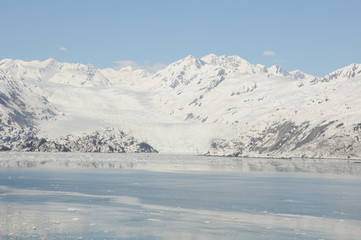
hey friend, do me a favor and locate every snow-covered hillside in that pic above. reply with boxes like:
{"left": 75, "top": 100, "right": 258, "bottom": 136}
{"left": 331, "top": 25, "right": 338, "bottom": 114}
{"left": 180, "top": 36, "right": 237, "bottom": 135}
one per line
{"left": 1, "top": 55, "right": 360, "bottom": 158}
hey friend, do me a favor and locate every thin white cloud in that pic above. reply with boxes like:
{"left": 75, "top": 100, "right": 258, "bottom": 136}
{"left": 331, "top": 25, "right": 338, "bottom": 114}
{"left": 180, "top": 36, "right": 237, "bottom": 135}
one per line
{"left": 263, "top": 51, "right": 276, "bottom": 56}
{"left": 113, "top": 60, "right": 166, "bottom": 73}
{"left": 59, "top": 46, "right": 67, "bottom": 52}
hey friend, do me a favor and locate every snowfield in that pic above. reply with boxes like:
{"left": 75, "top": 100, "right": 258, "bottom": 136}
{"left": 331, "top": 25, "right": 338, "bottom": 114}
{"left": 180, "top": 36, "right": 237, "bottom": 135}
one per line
{"left": 1, "top": 55, "right": 361, "bottom": 157}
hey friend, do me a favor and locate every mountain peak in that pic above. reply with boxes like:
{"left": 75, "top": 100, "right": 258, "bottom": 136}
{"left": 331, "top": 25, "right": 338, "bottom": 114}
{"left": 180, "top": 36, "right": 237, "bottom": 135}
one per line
{"left": 0, "top": 58, "right": 13, "bottom": 64}
{"left": 39, "top": 58, "right": 60, "bottom": 68}
{"left": 200, "top": 53, "right": 218, "bottom": 62}
{"left": 183, "top": 55, "right": 197, "bottom": 60}
{"left": 43, "top": 58, "right": 57, "bottom": 64}
{"left": 200, "top": 54, "right": 264, "bottom": 75}
{"left": 169, "top": 55, "right": 204, "bottom": 70}
{"left": 267, "top": 65, "right": 290, "bottom": 77}
{"left": 321, "top": 63, "right": 361, "bottom": 82}
{"left": 0, "top": 59, "right": 15, "bottom": 71}
{"left": 289, "top": 70, "right": 315, "bottom": 80}
{"left": 201, "top": 54, "right": 248, "bottom": 64}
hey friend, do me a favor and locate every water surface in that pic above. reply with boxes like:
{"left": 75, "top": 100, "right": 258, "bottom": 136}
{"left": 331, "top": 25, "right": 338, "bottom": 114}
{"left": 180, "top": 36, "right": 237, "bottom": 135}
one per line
{"left": 0, "top": 153, "right": 361, "bottom": 240}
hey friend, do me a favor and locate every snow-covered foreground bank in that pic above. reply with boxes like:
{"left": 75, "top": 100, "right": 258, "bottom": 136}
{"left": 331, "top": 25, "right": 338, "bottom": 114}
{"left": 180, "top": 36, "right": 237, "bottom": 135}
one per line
{"left": 1, "top": 166, "right": 361, "bottom": 240}
{"left": 0, "top": 152, "right": 361, "bottom": 175}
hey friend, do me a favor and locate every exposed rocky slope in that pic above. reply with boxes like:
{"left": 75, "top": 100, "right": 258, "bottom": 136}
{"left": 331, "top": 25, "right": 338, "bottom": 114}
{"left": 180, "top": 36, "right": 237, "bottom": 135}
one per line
{"left": 0, "top": 127, "right": 156, "bottom": 153}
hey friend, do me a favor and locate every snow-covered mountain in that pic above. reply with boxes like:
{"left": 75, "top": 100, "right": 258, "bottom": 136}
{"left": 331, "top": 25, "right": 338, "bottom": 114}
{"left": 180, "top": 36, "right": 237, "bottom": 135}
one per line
{"left": 320, "top": 63, "right": 361, "bottom": 82}
{"left": 1, "top": 55, "right": 360, "bottom": 158}
{"left": 0, "top": 59, "right": 155, "bottom": 153}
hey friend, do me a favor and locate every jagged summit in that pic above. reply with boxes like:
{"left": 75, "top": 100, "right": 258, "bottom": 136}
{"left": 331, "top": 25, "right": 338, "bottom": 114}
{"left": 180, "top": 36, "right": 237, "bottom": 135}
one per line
{"left": 152, "top": 54, "right": 281, "bottom": 89}
{"left": 164, "top": 54, "right": 265, "bottom": 75}
{"left": 201, "top": 54, "right": 256, "bottom": 73}
{"left": 0, "top": 58, "right": 111, "bottom": 87}
{"left": 267, "top": 65, "right": 289, "bottom": 77}
{"left": 0, "top": 58, "right": 58, "bottom": 69}
{"left": 289, "top": 70, "right": 314, "bottom": 80}
{"left": 321, "top": 63, "right": 361, "bottom": 82}
{"left": 169, "top": 55, "right": 204, "bottom": 69}
{"left": 161, "top": 54, "right": 318, "bottom": 80}
{"left": 0, "top": 58, "right": 14, "bottom": 66}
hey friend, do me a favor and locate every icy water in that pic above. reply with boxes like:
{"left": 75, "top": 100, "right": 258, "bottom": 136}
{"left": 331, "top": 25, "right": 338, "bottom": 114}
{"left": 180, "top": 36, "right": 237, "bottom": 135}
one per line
{"left": 0, "top": 153, "right": 361, "bottom": 240}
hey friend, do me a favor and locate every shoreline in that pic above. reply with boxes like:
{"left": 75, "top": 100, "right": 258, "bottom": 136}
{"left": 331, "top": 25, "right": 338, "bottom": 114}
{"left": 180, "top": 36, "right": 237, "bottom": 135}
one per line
{"left": 2, "top": 150, "right": 361, "bottom": 161}
{"left": 0, "top": 152, "right": 360, "bottom": 176}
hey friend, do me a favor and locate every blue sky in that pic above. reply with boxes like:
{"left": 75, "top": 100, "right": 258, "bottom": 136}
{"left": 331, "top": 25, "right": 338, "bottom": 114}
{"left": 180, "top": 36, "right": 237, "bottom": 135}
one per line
{"left": 1, "top": 0, "right": 360, "bottom": 76}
